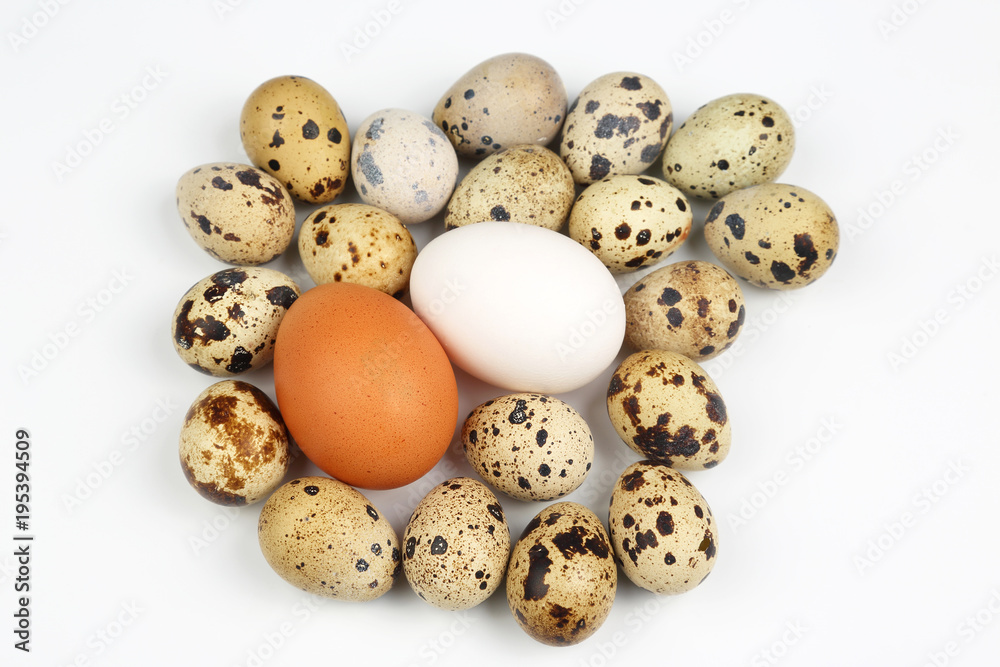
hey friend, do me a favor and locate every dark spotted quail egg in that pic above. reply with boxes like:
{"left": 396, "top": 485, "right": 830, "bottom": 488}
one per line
{"left": 403, "top": 478, "right": 510, "bottom": 611}
{"left": 608, "top": 461, "right": 718, "bottom": 594}
{"left": 704, "top": 183, "right": 839, "bottom": 289}
{"left": 178, "top": 380, "right": 290, "bottom": 505}
{"left": 171, "top": 267, "right": 299, "bottom": 376}
{"left": 560, "top": 72, "right": 673, "bottom": 185}
{"left": 607, "top": 350, "right": 731, "bottom": 470}
{"left": 624, "top": 260, "right": 746, "bottom": 360}
{"left": 506, "top": 502, "right": 616, "bottom": 646}
{"left": 240, "top": 75, "right": 351, "bottom": 204}
{"left": 434, "top": 53, "right": 567, "bottom": 159}
{"left": 568, "top": 174, "right": 692, "bottom": 273}
{"left": 352, "top": 109, "right": 458, "bottom": 224}
{"left": 663, "top": 93, "right": 795, "bottom": 199}
{"left": 257, "top": 476, "right": 400, "bottom": 601}
{"left": 462, "top": 394, "right": 593, "bottom": 502}
{"left": 444, "top": 145, "right": 575, "bottom": 231}
{"left": 297, "top": 203, "right": 417, "bottom": 297}
{"left": 175, "top": 162, "right": 295, "bottom": 266}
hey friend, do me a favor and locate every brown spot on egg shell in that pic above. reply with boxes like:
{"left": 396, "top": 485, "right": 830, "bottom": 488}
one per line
{"left": 402, "top": 478, "right": 510, "bottom": 610}
{"left": 240, "top": 76, "right": 350, "bottom": 204}
{"left": 624, "top": 260, "right": 746, "bottom": 361}
{"left": 609, "top": 461, "right": 718, "bottom": 593}
{"left": 607, "top": 351, "right": 731, "bottom": 470}
{"left": 171, "top": 268, "right": 300, "bottom": 377}
{"left": 462, "top": 394, "right": 593, "bottom": 502}
{"left": 257, "top": 476, "right": 399, "bottom": 601}
{"left": 179, "top": 380, "right": 290, "bottom": 506}
{"left": 433, "top": 53, "right": 567, "bottom": 160}
{"left": 507, "top": 503, "right": 616, "bottom": 646}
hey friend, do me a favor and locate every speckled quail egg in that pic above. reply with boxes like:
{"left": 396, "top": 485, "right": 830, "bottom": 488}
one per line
{"left": 568, "top": 175, "right": 692, "bottom": 273}
{"left": 352, "top": 108, "right": 459, "bottom": 224}
{"left": 257, "top": 476, "right": 400, "bottom": 601}
{"left": 175, "top": 163, "right": 295, "bottom": 265}
{"left": 607, "top": 350, "right": 731, "bottom": 470}
{"left": 445, "top": 145, "right": 575, "bottom": 231}
{"left": 178, "top": 380, "right": 290, "bottom": 505}
{"left": 171, "top": 267, "right": 299, "bottom": 376}
{"left": 608, "top": 461, "right": 718, "bottom": 594}
{"left": 403, "top": 478, "right": 511, "bottom": 611}
{"left": 704, "top": 183, "right": 839, "bottom": 289}
{"left": 434, "top": 52, "right": 567, "bottom": 159}
{"left": 462, "top": 394, "right": 594, "bottom": 502}
{"left": 507, "top": 502, "right": 616, "bottom": 646}
{"left": 624, "top": 260, "right": 746, "bottom": 361}
{"left": 240, "top": 75, "right": 351, "bottom": 204}
{"left": 663, "top": 93, "right": 795, "bottom": 199}
{"left": 298, "top": 203, "right": 417, "bottom": 297}
{"left": 560, "top": 72, "right": 672, "bottom": 185}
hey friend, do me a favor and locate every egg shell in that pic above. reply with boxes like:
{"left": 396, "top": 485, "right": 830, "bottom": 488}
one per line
{"left": 506, "top": 502, "right": 616, "bottom": 646}
{"left": 171, "top": 267, "right": 300, "bottom": 376}
{"left": 175, "top": 162, "right": 295, "bottom": 266}
{"left": 624, "top": 260, "right": 746, "bottom": 361}
{"left": 608, "top": 461, "right": 718, "bottom": 594}
{"left": 257, "top": 477, "right": 400, "bottom": 601}
{"left": 568, "top": 174, "right": 692, "bottom": 274}
{"left": 433, "top": 53, "right": 567, "bottom": 159}
{"left": 560, "top": 72, "right": 673, "bottom": 185}
{"left": 462, "top": 394, "right": 593, "bottom": 501}
{"left": 444, "top": 144, "right": 575, "bottom": 231}
{"left": 704, "top": 183, "right": 839, "bottom": 289}
{"left": 298, "top": 203, "right": 417, "bottom": 297}
{"left": 179, "top": 380, "right": 290, "bottom": 506}
{"left": 273, "top": 282, "right": 458, "bottom": 490}
{"left": 607, "top": 350, "right": 731, "bottom": 470}
{"left": 352, "top": 109, "right": 458, "bottom": 224}
{"left": 402, "top": 478, "right": 511, "bottom": 611}
{"left": 662, "top": 93, "right": 795, "bottom": 199}
{"left": 409, "top": 221, "right": 625, "bottom": 394}
{"left": 240, "top": 75, "right": 350, "bottom": 204}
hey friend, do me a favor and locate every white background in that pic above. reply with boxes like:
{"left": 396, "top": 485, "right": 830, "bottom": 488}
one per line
{"left": 2, "top": 0, "right": 998, "bottom": 665}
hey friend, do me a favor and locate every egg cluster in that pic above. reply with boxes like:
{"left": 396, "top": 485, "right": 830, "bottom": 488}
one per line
{"left": 169, "top": 53, "right": 839, "bottom": 646}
